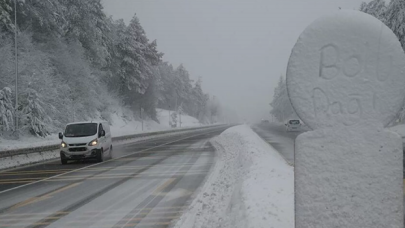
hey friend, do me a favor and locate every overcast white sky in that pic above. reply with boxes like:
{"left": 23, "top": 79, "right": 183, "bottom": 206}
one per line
{"left": 101, "top": 0, "right": 373, "bottom": 122}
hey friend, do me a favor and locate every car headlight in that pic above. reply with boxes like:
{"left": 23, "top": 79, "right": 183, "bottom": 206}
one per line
{"left": 88, "top": 139, "right": 98, "bottom": 146}
{"left": 61, "top": 142, "right": 67, "bottom": 148}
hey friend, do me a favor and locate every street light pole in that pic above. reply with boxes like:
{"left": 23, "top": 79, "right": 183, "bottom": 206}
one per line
{"left": 140, "top": 106, "right": 143, "bottom": 131}
{"left": 14, "top": 0, "right": 18, "bottom": 137}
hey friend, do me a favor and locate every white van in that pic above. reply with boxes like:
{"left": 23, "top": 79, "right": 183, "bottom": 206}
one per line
{"left": 285, "top": 119, "right": 302, "bottom": 132}
{"left": 59, "top": 121, "right": 112, "bottom": 164}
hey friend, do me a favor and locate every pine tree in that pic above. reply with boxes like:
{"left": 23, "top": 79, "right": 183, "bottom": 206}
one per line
{"left": 0, "top": 87, "right": 14, "bottom": 133}
{"left": 0, "top": 0, "right": 14, "bottom": 32}
{"left": 0, "top": 0, "right": 215, "bottom": 138}
{"left": 385, "top": 0, "right": 405, "bottom": 49}
{"left": 156, "top": 62, "right": 177, "bottom": 110}
{"left": 360, "top": 0, "right": 387, "bottom": 21}
{"left": 20, "top": 89, "right": 50, "bottom": 137}
{"left": 270, "top": 76, "right": 296, "bottom": 122}
{"left": 22, "top": 0, "right": 65, "bottom": 40}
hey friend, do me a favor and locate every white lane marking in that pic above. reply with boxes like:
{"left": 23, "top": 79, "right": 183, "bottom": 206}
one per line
{"left": 0, "top": 127, "right": 224, "bottom": 195}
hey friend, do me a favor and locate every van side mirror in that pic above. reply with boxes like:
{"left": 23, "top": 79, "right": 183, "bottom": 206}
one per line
{"left": 100, "top": 130, "right": 106, "bottom": 137}
{"left": 59, "top": 132, "right": 63, "bottom": 139}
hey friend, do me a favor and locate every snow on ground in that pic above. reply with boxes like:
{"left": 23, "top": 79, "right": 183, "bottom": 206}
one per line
{"left": 0, "top": 150, "right": 60, "bottom": 170}
{"left": 0, "top": 108, "right": 202, "bottom": 151}
{"left": 156, "top": 108, "right": 202, "bottom": 129}
{"left": 0, "top": 134, "right": 60, "bottom": 152}
{"left": 388, "top": 124, "right": 405, "bottom": 138}
{"left": 173, "top": 125, "right": 294, "bottom": 228}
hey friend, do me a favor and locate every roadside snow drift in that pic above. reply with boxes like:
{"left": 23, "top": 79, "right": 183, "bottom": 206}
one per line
{"left": 173, "top": 125, "right": 294, "bottom": 228}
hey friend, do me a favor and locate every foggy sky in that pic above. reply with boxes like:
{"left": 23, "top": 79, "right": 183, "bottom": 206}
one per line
{"left": 102, "top": 0, "right": 371, "bottom": 122}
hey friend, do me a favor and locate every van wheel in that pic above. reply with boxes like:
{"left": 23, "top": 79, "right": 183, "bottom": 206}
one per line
{"left": 96, "top": 148, "right": 104, "bottom": 163}
{"left": 61, "top": 156, "right": 68, "bottom": 165}
{"left": 109, "top": 145, "right": 113, "bottom": 159}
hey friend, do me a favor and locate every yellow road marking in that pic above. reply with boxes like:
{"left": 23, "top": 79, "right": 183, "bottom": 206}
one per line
{"left": 1, "top": 215, "right": 178, "bottom": 222}
{"left": 0, "top": 221, "right": 172, "bottom": 227}
{"left": 47, "top": 182, "right": 81, "bottom": 195}
{"left": 0, "top": 177, "right": 48, "bottom": 182}
{"left": 9, "top": 182, "right": 81, "bottom": 210}
{"left": 0, "top": 164, "right": 208, "bottom": 176}
{"left": 0, "top": 170, "right": 67, "bottom": 175}
{"left": 0, "top": 216, "right": 61, "bottom": 222}
{"left": 0, "top": 163, "right": 213, "bottom": 177}
{"left": 0, "top": 170, "right": 207, "bottom": 184}
{"left": 9, "top": 195, "right": 52, "bottom": 210}
{"left": 153, "top": 178, "right": 176, "bottom": 195}
{"left": 0, "top": 206, "right": 185, "bottom": 217}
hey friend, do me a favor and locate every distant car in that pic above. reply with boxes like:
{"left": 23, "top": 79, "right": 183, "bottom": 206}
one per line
{"left": 59, "top": 121, "right": 112, "bottom": 164}
{"left": 261, "top": 119, "right": 270, "bottom": 123}
{"left": 285, "top": 119, "right": 301, "bottom": 132}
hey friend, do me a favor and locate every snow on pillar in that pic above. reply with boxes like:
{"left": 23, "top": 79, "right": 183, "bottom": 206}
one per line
{"left": 286, "top": 10, "right": 405, "bottom": 228}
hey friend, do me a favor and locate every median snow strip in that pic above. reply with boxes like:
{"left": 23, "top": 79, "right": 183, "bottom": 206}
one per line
{"left": 172, "top": 125, "right": 294, "bottom": 228}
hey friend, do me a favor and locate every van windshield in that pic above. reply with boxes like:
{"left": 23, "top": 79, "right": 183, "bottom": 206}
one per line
{"left": 64, "top": 123, "right": 98, "bottom": 137}
{"left": 289, "top": 120, "right": 300, "bottom": 125}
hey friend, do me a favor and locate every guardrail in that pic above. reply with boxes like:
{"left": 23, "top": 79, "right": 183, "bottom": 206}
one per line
{"left": 0, "top": 125, "right": 225, "bottom": 159}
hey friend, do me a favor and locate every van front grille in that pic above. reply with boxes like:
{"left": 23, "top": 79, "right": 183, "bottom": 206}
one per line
{"left": 69, "top": 147, "right": 87, "bottom": 152}
{"left": 69, "top": 143, "right": 86, "bottom": 147}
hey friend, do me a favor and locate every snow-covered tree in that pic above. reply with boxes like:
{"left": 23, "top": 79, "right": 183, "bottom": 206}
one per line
{"left": 0, "top": 0, "right": 14, "bottom": 32}
{"left": 270, "top": 76, "right": 296, "bottom": 122}
{"left": 0, "top": 0, "right": 214, "bottom": 138}
{"left": 191, "top": 78, "right": 209, "bottom": 121}
{"left": 206, "top": 96, "right": 221, "bottom": 124}
{"left": 20, "top": 88, "right": 50, "bottom": 137}
{"left": 360, "top": 0, "right": 405, "bottom": 124}
{"left": 0, "top": 87, "right": 14, "bottom": 133}
{"left": 384, "top": 0, "right": 405, "bottom": 49}
{"left": 360, "top": 0, "right": 387, "bottom": 21}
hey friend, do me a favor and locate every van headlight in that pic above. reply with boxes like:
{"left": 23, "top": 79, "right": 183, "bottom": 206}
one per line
{"left": 61, "top": 142, "right": 67, "bottom": 148}
{"left": 88, "top": 139, "right": 98, "bottom": 146}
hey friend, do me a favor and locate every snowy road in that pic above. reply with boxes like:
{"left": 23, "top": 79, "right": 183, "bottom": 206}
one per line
{"left": 0, "top": 126, "right": 229, "bottom": 228}
{"left": 251, "top": 122, "right": 302, "bottom": 165}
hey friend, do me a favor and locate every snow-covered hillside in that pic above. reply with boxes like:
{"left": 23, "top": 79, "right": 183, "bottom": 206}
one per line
{"left": 0, "top": 107, "right": 202, "bottom": 151}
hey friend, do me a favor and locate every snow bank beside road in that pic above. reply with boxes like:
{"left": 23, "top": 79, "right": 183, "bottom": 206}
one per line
{"left": 173, "top": 125, "right": 294, "bottom": 228}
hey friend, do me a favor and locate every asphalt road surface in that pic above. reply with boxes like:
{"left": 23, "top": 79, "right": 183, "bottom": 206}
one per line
{"left": 0, "top": 126, "right": 229, "bottom": 228}
{"left": 251, "top": 122, "right": 302, "bottom": 165}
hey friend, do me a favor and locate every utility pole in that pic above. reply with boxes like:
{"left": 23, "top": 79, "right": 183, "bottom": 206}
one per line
{"left": 168, "top": 105, "right": 171, "bottom": 126}
{"left": 14, "top": 0, "right": 18, "bottom": 138}
{"left": 140, "top": 106, "right": 143, "bottom": 131}
{"left": 179, "top": 109, "right": 182, "bottom": 128}
{"left": 175, "top": 91, "right": 179, "bottom": 128}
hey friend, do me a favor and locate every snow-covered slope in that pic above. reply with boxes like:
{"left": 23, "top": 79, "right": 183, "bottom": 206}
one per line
{"left": 173, "top": 125, "right": 294, "bottom": 228}
{"left": 0, "top": 108, "right": 202, "bottom": 151}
